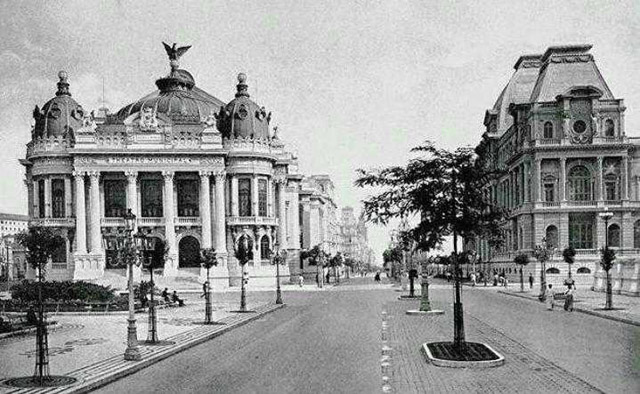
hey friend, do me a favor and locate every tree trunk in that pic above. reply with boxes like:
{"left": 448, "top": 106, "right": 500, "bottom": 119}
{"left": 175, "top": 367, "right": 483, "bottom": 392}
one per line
{"left": 605, "top": 269, "right": 613, "bottom": 310}
{"left": 520, "top": 269, "right": 524, "bottom": 293}
{"left": 452, "top": 231, "right": 465, "bottom": 348}
{"left": 539, "top": 261, "right": 546, "bottom": 300}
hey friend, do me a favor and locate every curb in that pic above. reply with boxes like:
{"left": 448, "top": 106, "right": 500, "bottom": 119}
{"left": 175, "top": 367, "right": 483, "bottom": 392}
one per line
{"left": 0, "top": 303, "right": 285, "bottom": 393}
{"left": 406, "top": 310, "right": 444, "bottom": 316}
{"left": 498, "top": 290, "right": 640, "bottom": 327}
{"left": 421, "top": 342, "right": 505, "bottom": 368}
{"left": 397, "top": 296, "right": 421, "bottom": 301}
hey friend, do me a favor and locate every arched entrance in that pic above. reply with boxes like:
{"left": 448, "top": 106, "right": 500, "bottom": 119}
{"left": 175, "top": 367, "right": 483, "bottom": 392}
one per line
{"left": 178, "top": 236, "right": 201, "bottom": 268}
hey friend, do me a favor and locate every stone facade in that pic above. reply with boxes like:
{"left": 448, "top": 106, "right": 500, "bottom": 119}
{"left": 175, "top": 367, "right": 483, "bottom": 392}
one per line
{"left": 473, "top": 45, "right": 640, "bottom": 295}
{"left": 20, "top": 45, "right": 303, "bottom": 287}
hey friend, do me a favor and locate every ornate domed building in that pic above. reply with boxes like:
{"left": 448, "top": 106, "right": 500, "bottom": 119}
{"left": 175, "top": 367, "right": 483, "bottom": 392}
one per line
{"left": 20, "top": 43, "right": 303, "bottom": 287}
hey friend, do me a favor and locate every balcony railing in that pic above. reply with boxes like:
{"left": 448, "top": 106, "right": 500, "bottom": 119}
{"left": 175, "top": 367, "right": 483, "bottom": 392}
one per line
{"left": 538, "top": 138, "right": 561, "bottom": 145}
{"left": 137, "top": 217, "right": 165, "bottom": 226}
{"left": 604, "top": 200, "right": 622, "bottom": 206}
{"left": 542, "top": 201, "right": 560, "bottom": 207}
{"left": 29, "top": 218, "right": 76, "bottom": 227}
{"left": 101, "top": 218, "right": 125, "bottom": 227}
{"left": 175, "top": 217, "right": 201, "bottom": 226}
{"left": 226, "top": 216, "right": 279, "bottom": 226}
{"left": 566, "top": 200, "right": 597, "bottom": 206}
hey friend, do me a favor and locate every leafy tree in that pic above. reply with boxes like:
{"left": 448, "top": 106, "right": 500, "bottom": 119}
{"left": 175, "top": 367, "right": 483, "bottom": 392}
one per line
{"left": 356, "top": 140, "right": 506, "bottom": 348}
{"left": 532, "top": 238, "right": 555, "bottom": 301}
{"left": 329, "top": 252, "right": 344, "bottom": 283}
{"left": 562, "top": 246, "right": 576, "bottom": 283}
{"left": 382, "top": 245, "right": 404, "bottom": 280}
{"left": 301, "top": 244, "right": 328, "bottom": 287}
{"left": 600, "top": 246, "right": 616, "bottom": 310}
{"left": 513, "top": 253, "right": 529, "bottom": 293}
{"left": 16, "top": 226, "right": 65, "bottom": 383}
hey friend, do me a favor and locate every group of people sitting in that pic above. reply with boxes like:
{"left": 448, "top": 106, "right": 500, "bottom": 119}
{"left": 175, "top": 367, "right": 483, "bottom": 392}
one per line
{"left": 161, "top": 288, "right": 185, "bottom": 307}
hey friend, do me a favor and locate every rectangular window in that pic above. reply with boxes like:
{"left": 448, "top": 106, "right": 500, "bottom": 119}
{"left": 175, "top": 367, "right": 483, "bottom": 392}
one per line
{"left": 238, "top": 179, "right": 252, "bottom": 217}
{"left": 141, "top": 179, "right": 163, "bottom": 217}
{"left": 177, "top": 179, "right": 199, "bottom": 217}
{"left": 569, "top": 213, "right": 594, "bottom": 249}
{"left": 258, "top": 179, "right": 267, "bottom": 217}
{"left": 544, "top": 183, "right": 555, "bottom": 202}
{"left": 38, "top": 179, "right": 45, "bottom": 218}
{"left": 104, "top": 180, "right": 127, "bottom": 218}
{"left": 605, "top": 181, "right": 618, "bottom": 201}
{"left": 52, "top": 179, "right": 65, "bottom": 218}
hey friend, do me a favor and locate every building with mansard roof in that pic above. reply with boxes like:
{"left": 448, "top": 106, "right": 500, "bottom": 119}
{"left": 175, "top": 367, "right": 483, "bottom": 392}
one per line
{"left": 473, "top": 45, "right": 640, "bottom": 295}
{"left": 20, "top": 44, "right": 304, "bottom": 288}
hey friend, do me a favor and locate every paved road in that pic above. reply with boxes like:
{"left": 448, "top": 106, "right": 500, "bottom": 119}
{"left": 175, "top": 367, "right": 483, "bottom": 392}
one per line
{"left": 95, "top": 277, "right": 639, "bottom": 394}
{"left": 96, "top": 280, "right": 393, "bottom": 394}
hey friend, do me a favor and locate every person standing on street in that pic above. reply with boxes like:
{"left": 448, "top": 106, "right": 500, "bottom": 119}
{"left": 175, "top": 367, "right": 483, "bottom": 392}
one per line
{"left": 528, "top": 273, "right": 534, "bottom": 289}
{"left": 564, "top": 283, "right": 575, "bottom": 311}
{"left": 547, "top": 284, "right": 555, "bottom": 310}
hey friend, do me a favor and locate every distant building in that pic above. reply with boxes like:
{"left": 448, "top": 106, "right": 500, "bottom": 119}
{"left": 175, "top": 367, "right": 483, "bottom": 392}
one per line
{"left": 0, "top": 213, "right": 28, "bottom": 238}
{"left": 473, "top": 45, "right": 640, "bottom": 295}
{"left": 0, "top": 213, "right": 28, "bottom": 280}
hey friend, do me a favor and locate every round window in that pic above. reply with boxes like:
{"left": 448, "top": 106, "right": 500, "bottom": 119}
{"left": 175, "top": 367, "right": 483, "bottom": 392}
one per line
{"left": 573, "top": 120, "right": 586, "bottom": 134}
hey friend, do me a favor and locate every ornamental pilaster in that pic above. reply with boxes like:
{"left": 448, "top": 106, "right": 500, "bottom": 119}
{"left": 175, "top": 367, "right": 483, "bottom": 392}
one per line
{"left": 274, "top": 176, "right": 287, "bottom": 248}
{"left": 199, "top": 170, "right": 212, "bottom": 249}
{"left": 88, "top": 171, "right": 101, "bottom": 253}
{"left": 162, "top": 171, "right": 177, "bottom": 258}
{"left": 597, "top": 157, "right": 604, "bottom": 201}
{"left": 214, "top": 171, "right": 227, "bottom": 254}
{"left": 622, "top": 156, "right": 629, "bottom": 200}
{"left": 73, "top": 171, "right": 87, "bottom": 254}
{"left": 125, "top": 171, "right": 138, "bottom": 216}
{"left": 559, "top": 158, "right": 566, "bottom": 201}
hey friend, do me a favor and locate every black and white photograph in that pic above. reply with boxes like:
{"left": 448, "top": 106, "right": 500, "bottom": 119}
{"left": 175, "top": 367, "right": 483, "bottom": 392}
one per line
{"left": 0, "top": 1, "right": 638, "bottom": 393}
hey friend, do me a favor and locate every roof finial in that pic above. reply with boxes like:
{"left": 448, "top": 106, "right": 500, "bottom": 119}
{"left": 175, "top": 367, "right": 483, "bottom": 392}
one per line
{"left": 162, "top": 42, "right": 192, "bottom": 71}
{"left": 56, "top": 70, "right": 71, "bottom": 96}
{"left": 236, "top": 73, "right": 250, "bottom": 98}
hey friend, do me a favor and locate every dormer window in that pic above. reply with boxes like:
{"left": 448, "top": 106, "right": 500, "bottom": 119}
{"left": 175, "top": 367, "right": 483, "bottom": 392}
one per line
{"left": 605, "top": 119, "right": 615, "bottom": 137}
{"left": 543, "top": 122, "right": 554, "bottom": 139}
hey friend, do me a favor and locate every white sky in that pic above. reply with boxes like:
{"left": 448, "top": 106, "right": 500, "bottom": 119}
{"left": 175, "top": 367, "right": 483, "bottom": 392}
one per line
{"left": 0, "top": 0, "right": 638, "bottom": 264}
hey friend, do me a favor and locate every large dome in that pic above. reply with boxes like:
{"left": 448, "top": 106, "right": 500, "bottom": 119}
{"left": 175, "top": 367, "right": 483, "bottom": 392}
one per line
{"left": 216, "top": 73, "right": 271, "bottom": 140}
{"left": 113, "top": 44, "right": 224, "bottom": 124}
{"left": 32, "top": 71, "right": 85, "bottom": 140}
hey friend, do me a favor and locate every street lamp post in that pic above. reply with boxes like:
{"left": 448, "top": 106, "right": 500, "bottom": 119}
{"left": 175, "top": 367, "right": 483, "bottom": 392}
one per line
{"left": 272, "top": 244, "right": 287, "bottom": 305}
{"left": 134, "top": 230, "right": 159, "bottom": 343}
{"left": 599, "top": 208, "right": 615, "bottom": 310}
{"left": 103, "top": 209, "right": 142, "bottom": 361}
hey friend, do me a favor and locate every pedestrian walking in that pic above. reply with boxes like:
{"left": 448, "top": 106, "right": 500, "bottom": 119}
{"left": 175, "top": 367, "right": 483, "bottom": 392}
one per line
{"left": 547, "top": 284, "right": 555, "bottom": 310}
{"left": 564, "top": 284, "right": 575, "bottom": 312}
{"left": 200, "top": 281, "right": 208, "bottom": 298}
{"left": 503, "top": 276, "right": 508, "bottom": 288}
{"left": 374, "top": 272, "right": 381, "bottom": 282}
{"left": 298, "top": 274, "right": 304, "bottom": 287}
{"left": 471, "top": 272, "right": 476, "bottom": 287}
{"left": 326, "top": 271, "right": 330, "bottom": 284}
{"left": 528, "top": 273, "right": 534, "bottom": 289}
{"left": 493, "top": 273, "right": 498, "bottom": 286}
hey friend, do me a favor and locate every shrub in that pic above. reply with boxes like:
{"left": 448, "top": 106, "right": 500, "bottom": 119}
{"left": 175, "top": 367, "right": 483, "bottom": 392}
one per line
{"left": 10, "top": 280, "right": 116, "bottom": 303}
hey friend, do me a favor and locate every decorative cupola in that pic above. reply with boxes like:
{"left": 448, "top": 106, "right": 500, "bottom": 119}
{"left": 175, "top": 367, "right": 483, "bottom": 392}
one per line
{"left": 216, "top": 73, "right": 272, "bottom": 140}
{"left": 32, "top": 71, "right": 85, "bottom": 141}
{"left": 114, "top": 42, "right": 224, "bottom": 124}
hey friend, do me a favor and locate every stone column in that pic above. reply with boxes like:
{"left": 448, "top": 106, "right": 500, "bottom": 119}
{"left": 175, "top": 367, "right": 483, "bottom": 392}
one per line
{"left": 230, "top": 176, "right": 239, "bottom": 217}
{"left": 276, "top": 177, "right": 287, "bottom": 248}
{"left": 64, "top": 177, "right": 72, "bottom": 217}
{"left": 44, "top": 177, "right": 52, "bottom": 218}
{"left": 289, "top": 185, "right": 301, "bottom": 249}
{"left": 622, "top": 156, "right": 629, "bottom": 200}
{"left": 535, "top": 159, "right": 542, "bottom": 202}
{"left": 524, "top": 161, "right": 530, "bottom": 202}
{"left": 214, "top": 171, "right": 227, "bottom": 254}
{"left": 559, "top": 158, "right": 566, "bottom": 201}
{"left": 163, "top": 171, "right": 177, "bottom": 273}
{"left": 88, "top": 171, "right": 102, "bottom": 254}
{"left": 636, "top": 176, "right": 640, "bottom": 201}
{"left": 33, "top": 180, "right": 40, "bottom": 218}
{"left": 251, "top": 176, "right": 259, "bottom": 217}
{"left": 200, "top": 171, "right": 212, "bottom": 249}
{"left": 125, "top": 171, "right": 138, "bottom": 216}
{"left": 267, "top": 177, "right": 273, "bottom": 217}
{"left": 73, "top": 171, "right": 87, "bottom": 254}
{"left": 597, "top": 156, "right": 604, "bottom": 201}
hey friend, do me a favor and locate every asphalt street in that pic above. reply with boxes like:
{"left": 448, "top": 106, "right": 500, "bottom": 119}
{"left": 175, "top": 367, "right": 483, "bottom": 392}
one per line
{"left": 94, "top": 278, "right": 639, "bottom": 394}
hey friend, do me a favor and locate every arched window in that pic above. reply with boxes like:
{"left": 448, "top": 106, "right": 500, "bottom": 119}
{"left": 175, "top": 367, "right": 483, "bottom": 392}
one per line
{"left": 576, "top": 267, "right": 591, "bottom": 274}
{"left": 634, "top": 220, "right": 640, "bottom": 249}
{"left": 260, "top": 236, "right": 271, "bottom": 260}
{"left": 605, "top": 119, "right": 615, "bottom": 137}
{"left": 545, "top": 267, "right": 560, "bottom": 274}
{"left": 568, "top": 166, "right": 592, "bottom": 201}
{"left": 238, "top": 179, "right": 252, "bottom": 217}
{"left": 543, "top": 122, "right": 554, "bottom": 139}
{"left": 608, "top": 224, "right": 621, "bottom": 248}
{"left": 546, "top": 225, "right": 558, "bottom": 249}
{"left": 604, "top": 174, "right": 619, "bottom": 201}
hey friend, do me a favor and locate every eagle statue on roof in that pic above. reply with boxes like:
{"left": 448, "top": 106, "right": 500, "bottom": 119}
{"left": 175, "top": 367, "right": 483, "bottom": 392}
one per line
{"left": 163, "top": 42, "right": 192, "bottom": 61}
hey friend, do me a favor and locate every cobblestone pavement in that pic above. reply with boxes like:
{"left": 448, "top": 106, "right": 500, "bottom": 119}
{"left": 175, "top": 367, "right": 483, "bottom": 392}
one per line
{"left": 0, "top": 291, "right": 274, "bottom": 385}
{"left": 499, "top": 286, "right": 640, "bottom": 325}
{"left": 384, "top": 283, "right": 639, "bottom": 394}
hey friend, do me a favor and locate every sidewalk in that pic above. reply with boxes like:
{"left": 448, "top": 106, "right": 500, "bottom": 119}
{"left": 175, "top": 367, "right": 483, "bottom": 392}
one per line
{"left": 0, "top": 292, "right": 282, "bottom": 393}
{"left": 498, "top": 287, "right": 640, "bottom": 326}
